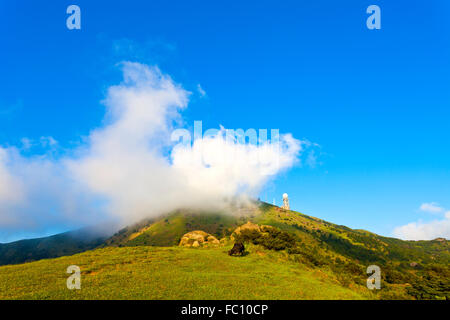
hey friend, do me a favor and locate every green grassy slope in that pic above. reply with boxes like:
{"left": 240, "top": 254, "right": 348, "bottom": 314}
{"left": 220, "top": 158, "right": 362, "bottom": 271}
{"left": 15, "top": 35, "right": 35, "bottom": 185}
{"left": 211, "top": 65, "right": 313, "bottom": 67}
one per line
{"left": 1, "top": 201, "right": 448, "bottom": 300}
{"left": 106, "top": 202, "right": 449, "bottom": 269}
{"left": 103, "top": 201, "right": 449, "bottom": 299}
{"left": 0, "top": 245, "right": 370, "bottom": 300}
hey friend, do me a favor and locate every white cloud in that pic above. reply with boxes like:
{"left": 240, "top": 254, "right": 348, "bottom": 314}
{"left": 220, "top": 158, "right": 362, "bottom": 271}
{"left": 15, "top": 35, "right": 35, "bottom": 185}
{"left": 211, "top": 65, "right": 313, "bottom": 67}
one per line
{"left": 0, "top": 62, "right": 304, "bottom": 239}
{"left": 419, "top": 202, "right": 443, "bottom": 213}
{"left": 0, "top": 148, "right": 24, "bottom": 205}
{"left": 171, "top": 131, "right": 301, "bottom": 197}
{"left": 393, "top": 219, "right": 450, "bottom": 241}
{"left": 197, "top": 84, "right": 206, "bottom": 98}
{"left": 20, "top": 138, "right": 33, "bottom": 150}
{"left": 393, "top": 203, "right": 450, "bottom": 240}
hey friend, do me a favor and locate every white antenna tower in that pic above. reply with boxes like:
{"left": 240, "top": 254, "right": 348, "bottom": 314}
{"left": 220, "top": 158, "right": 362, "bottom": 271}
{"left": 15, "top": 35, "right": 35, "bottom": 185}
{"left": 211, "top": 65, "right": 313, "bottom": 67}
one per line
{"left": 282, "top": 193, "right": 290, "bottom": 210}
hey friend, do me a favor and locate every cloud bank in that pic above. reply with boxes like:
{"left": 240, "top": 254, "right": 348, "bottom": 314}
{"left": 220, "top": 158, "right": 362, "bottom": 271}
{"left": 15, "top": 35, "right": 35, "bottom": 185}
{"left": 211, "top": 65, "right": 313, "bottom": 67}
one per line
{"left": 393, "top": 203, "right": 450, "bottom": 240}
{"left": 0, "top": 62, "right": 303, "bottom": 241}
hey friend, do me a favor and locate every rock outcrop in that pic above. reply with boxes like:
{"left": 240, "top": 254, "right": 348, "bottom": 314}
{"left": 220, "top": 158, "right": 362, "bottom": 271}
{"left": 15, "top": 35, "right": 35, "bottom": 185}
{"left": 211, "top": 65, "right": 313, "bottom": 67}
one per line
{"left": 233, "top": 221, "right": 261, "bottom": 235}
{"left": 179, "top": 231, "right": 220, "bottom": 248}
{"left": 231, "top": 221, "right": 274, "bottom": 240}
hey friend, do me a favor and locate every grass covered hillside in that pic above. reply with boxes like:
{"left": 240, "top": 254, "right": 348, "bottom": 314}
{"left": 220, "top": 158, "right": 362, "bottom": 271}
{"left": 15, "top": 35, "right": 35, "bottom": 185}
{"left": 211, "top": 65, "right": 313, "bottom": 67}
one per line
{"left": 0, "top": 201, "right": 448, "bottom": 300}
{"left": 103, "top": 201, "right": 449, "bottom": 300}
{"left": 0, "top": 245, "right": 369, "bottom": 300}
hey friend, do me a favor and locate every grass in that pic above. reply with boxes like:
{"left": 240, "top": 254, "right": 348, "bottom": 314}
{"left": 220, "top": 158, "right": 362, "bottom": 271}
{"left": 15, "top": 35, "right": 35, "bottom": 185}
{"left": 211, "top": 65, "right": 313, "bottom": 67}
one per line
{"left": 2, "top": 202, "right": 446, "bottom": 299}
{"left": 0, "top": 245, "right": 370, "bottom": 300}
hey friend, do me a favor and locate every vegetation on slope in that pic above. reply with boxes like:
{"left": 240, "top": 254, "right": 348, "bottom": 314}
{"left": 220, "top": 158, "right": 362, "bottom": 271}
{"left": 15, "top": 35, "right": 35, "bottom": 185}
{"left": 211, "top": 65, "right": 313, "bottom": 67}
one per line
{"left": 1, "top": 201, "right": 448, "bottom": 300}
{"left": 0, "top": 245, "right": 369, "bottom": 300}
{"left": 253, "top": 203, "right": 450, "bottom": 300}
{"left": 103, "top": 201, "right": 449, "bottom": 300}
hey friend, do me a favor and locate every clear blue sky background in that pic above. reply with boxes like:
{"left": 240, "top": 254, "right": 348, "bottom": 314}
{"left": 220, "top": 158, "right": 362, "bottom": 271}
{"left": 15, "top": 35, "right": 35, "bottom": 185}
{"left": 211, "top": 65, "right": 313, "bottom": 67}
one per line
{"left": 1, "top": 0, "right": 449, "bottom": 239}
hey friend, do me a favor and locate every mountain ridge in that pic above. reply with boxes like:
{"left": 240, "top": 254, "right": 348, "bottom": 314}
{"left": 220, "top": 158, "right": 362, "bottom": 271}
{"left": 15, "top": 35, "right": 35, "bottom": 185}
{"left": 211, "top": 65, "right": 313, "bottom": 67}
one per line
{"left": 0, "top": 225, "right": 114, "bottom": 266}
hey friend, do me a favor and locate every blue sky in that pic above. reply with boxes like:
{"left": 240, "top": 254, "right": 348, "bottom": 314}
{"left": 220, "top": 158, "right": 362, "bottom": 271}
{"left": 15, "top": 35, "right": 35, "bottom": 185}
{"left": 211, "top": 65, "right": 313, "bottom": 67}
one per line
{"left": 1, "top": 0, "right": 449, "bottom": 242}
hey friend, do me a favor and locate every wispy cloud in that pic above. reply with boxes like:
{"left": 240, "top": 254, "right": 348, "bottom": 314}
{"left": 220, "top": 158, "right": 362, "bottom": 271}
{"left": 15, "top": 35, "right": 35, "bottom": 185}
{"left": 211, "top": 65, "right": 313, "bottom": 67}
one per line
{"left": 419, "top": 202, "right": 444, "bottom": 214}
{"left": 197, "top": 84, "right": 206, "bottom": 98}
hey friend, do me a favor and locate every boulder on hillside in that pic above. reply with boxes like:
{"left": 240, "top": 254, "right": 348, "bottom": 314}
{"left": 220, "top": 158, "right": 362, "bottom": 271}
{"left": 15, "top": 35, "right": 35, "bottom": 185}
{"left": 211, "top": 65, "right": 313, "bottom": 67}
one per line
{"left": 179, "top": 231, "right": 220, "bottom": 248}
{"left": 231, "top": 221, "right": 274, "bottom": 241}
